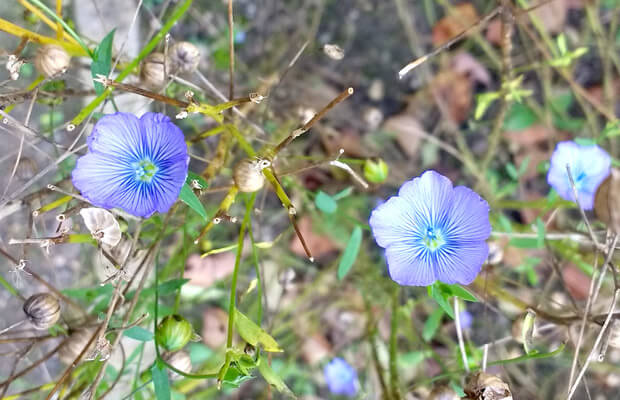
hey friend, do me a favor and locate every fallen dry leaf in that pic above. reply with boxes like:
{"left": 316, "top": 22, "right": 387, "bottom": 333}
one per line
{"left": 452, "top": 52, "right": 491, "bottom": 86}
{"left": 431, "top": 70, "right": 473, "bottom": 123}
{"left": 382, "top": 113, "right": 424, "bottom": 158}
{"left": 562, "top": 264, "right": 590, "bottom": 301}
{"left": 184, "top": 252, "right": 235, "bottom": 287}
{"left": 301, "top": 333, "right": 332, "bottom": 366}
{"left": 202, "top": 307, "right": 228, "bottom": 349}
{"left": 290, "top": 216, "right": 338, "bottom": 259}
{"left": 432, "top": 3, "right": 480, "bottom": 47}
{"left": 320, "top": 126, "right": 368, "bottom": 157}
{"left": 531, "top": 0, "right": 568, "bottom": 35}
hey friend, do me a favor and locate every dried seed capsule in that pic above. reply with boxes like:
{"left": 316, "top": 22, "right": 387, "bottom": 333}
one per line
{"left": 162, "top": 350, "right": 192, "bottom": 380}
{"left": 155, "top": 314, "right": 193, "bottom": 352}
{"left": 16, "top": 157, "right": 38, "bottom": 181}
{"left": 23, "top": 293, "right": 60, "bottom": 329}
{"left": 140, "top": 52, "right": 166, "bottom": 90}
{"left": 464, "top": 371, "right": 513, "bottom": 400}
{"left": 34, "top": 44, "right": 70, "bottom": 78}
{"left": 58, "top": 327, "right": 96, "bottom": 365}
{"left": 168, "top": 41, "right": 200, "bottom": 74}
{"left": 233, "top": 158, "right": 270, "bottom": 193}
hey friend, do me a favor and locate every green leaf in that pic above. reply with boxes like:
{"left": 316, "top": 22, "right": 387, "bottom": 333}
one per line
{"left": 535, "top": 217, "right": 545, "bottom": 248}
{"left": 221, "top": 365, "right": 254, "bottom": 389}
{"left": 151, "top": 362, "right": 171, "bottom": 400}
{"left": 185, "top": 171, "right": 208, "bottom": 190}
{"left": 91, "top": 29, "right": 116, "bottom": 96}
{"left": 257, "top": 356, "right": 296, "bottom": 398}
{"left": 441, "top": 283, "right": 478, "bottom": 303}
{"left": 234, "top": 309, "right": 282, "bottom": 352}
{"left": 338, "top": 226, "right": 362, "bottom": 280}
{"left": 124, "top": 326, "right": 154, "bottom": 342}
{"left": 428, "top": 284, "right": 455, "bottom": 319}
{"left": 503, "top": 102, "right": 537, "bottom": 131}
{"left": 179, "top": 183, "right": 207, "bottom": 221}
{"left": 474, "top": 91, "right": 500, "bottom": 120}
{"left": 423, "top": 307, "right": 444, "bottom": 341}
{"left": 315, "top": 191, "right": 337, "bottom": 214}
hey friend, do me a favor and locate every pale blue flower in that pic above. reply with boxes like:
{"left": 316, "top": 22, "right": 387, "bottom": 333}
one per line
{"left": 72, "top": 112, "right": 188, "bottom": 218}
{"left": 369, "top": 170, "right": 491, "bottom": 286}
{"left": 547, "top": 141, "right": 610, "bottom": 210}
{"left": 324, "top": 357, "right": 358, "bottom": 397}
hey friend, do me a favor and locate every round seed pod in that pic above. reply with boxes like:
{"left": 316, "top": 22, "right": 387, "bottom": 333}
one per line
{"left": 162, "top": 350, "right": 192, "bottom": 380}
{"left": 155, "top": 314, "right": 194, "bottom": 352}
{"left": 233, "top": 158, "right": 270, "bottom": 193}
{"left": 58, "top": 328, "right": 97, "bottom": 365}
{"left": 464, "top": 371, "right": 513, "bottom": 400}
{"left": 140, "top": 52, "right": 166, "bottom": 90}
{"left": 23, "top": 293, "right": 60, "bottom": 330}
{"left": 428, "top": 384, "right": 460, "bottom": 400}
{"left": 34, "top": 44, "right": 70, "bottom": 78}
{"left": 168, "top": 42, "right": 200, "bottom": 74}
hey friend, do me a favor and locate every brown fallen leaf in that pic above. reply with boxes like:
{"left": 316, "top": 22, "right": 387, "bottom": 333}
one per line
{"left": 301, "top": 333, "right": 332, "bottom": 366}
{"left": 432, "top": 3, "right": 480, "bottom": 47}
{"left": 320, "top": 125, "right": 368, "bottom": 157}
{"left": 202, "top": 307, "right": 228, "bottom": 349}
{"left": 184, "top": 252, "right": 235, "bottom": 288}
{"left": 452, "top": 52, "right": 491, "bottom": 86}
{"left": 382, "top": 113, "right": 424, "bottom": 158}
{"left": 531, "top": 0, "right": 568, "bottom": 35}
{"left": 562, "top": 264, "right": 590, "bottom": 301}
{"left": 290, "top": 216, "right": 338, "bottom": 259}
{"left": 431, "top": 69, "right": 473, "bottom": 123}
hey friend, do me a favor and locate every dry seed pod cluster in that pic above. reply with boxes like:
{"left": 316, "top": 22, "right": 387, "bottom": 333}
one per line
{"left": 464, "top": 372, "right": 513, "bottom": 400}
{"left": 35, "top": 44, "right": 70, "bottom": 78}
{"left": 168, "top": 41, "right": 200, "bottom": 74}
{"left": 162, "top": 350, "right": 192, "bottom": 380}
{"left": 233, "top": 158, "right": 271, "bottom": 193}
{"left": 23, "top": 293, "right": 61, "bottom": 330}
{"left": 58, "top": 328, "right": 97, "bottom": 365}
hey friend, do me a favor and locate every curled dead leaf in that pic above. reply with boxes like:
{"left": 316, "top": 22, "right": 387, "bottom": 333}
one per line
{"left": 432, "top": 3, "right": 480, "bottom": 47}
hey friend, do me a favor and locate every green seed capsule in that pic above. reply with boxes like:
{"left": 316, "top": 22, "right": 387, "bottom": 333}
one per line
{"left": 23, "top": 293, "right": 60, "bottom": 330}
{"left": 363, "top": 158, "right": 389, "bottom": 184}
{"left": 155, "top": 314, "right": 193, "bottom": 352}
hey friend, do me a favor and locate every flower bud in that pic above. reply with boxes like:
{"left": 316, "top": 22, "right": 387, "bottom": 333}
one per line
{"left": 464, "top": 371, "right": 513, "bottom": 400}
{"left": 35, "top": 44, "right": 70, "bottom": 78}
{"left": 168, "top": 42, "right": 200, "bottom": 74}
{"left": 140, "top": 52, "right": 166, "bottom": 90}
{"left": 23, "top": 293, "right": 60, "bottom": 329}
{"left": 162, "top": 350, "right": 192, "bottom": 380}
{"left": 58, "top": 328, "right": 97, "bottom": 365}
{"left": 155, "top": 314, "right": 193, "bottom": 352}
{"left": 233, "top": 158, "right": 270, "bottom": 193}
{"left": 363, "top": 158, "right": 389, "bottom": 184}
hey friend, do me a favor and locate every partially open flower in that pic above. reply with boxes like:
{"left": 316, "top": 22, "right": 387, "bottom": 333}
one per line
{"left": 168, "top": 41, "right": 200, "bottom": 74}
{"left": 140, "top": 52, "right": 166, "bottom": 90}
{"left": 80, "top": 208, "right": 121, "bottom": 248}
{"left": 23, "top": 293, "right": 60, "bottom": 329}
{"left": 162, "top": 350, "right": 192, "bottom": 380}
{"left": 35, "top": 44, "right": 70, "bottom": 78}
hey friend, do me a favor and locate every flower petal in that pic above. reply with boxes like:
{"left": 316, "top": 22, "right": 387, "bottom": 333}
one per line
{"left": 445, "top": 186, "right": 491, "bottom": 242}
{"left": 369, "top": 196, "right": 417, "bottom": 249}
{"left": 72, "top": 152, "right": 133, "bottom": 209}
{"left": 398, "top": 170, "right": 455, "bottom": 229}
{"left": 87, "top": 112, "right": 143, "bottom": 160}
{"left": 433, "top": 241, "right": 488, "bottom": 285}
{"left": 385, "top": 242, "right": 436, "bottom": 286}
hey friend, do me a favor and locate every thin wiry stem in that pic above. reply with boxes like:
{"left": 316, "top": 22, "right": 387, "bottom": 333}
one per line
{"left": 454, "top": 298, "right": 469, "bottom": 373}
{"left": 389, "top": 286, "right": 401, "bottom": 400}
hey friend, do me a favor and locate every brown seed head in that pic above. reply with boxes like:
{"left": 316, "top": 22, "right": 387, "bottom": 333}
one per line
{"left": 23, "top": 293, "right": 60, "bottom": 330}
{"left": 140, "top": 52, "right": 166, "bottom": 90}
{"left": 168, "top": 42, "right": 200, "bottom": 74}
{"left": 35, "top": 44, "right": 70, "bottom": 78}
{"left": 233, "top": 158, "right": 270, "bottom": 193}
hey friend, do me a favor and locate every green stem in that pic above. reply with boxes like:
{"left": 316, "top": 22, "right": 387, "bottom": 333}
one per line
{"left": 245, "top": 193, "right": 262, "bottom": 324}
{"left": 25, "top": 0, "right": 93, "bottom": 57}
{"left": 70, "top": 0, "right": 193, "bottom": 126}
{"left": 389, "top": 285, "right": 401, "bottom": 400}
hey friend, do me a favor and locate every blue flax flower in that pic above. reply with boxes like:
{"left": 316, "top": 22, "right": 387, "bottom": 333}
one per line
{"left": 72, "top": 112, "right": 188, "bottom": 218}
{"left": 369, "top": 170, "right": 491, "bottom": 286}
{"left": 324, "top": 357, "right": 358, "bottom": 397}
{"left": 547, "top": 141, "right": 610, "bottom": 210}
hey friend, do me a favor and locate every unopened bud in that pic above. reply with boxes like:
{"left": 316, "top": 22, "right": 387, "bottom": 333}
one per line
{"left": 35, "top": 44, "right": 70, "bottom": 78}
{"left": 363, "top": 158, "right": 389, "bottom": 184}
{"left": 155, "top": 314, "right": 194, "bottom": 352}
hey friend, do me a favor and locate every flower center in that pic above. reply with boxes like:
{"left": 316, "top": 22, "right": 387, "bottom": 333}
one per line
{"left": 133, "top": 159, "right": 158, "bottom": 182}
{"left": 423, "top": 226, "right": 445, "bottom": 251}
